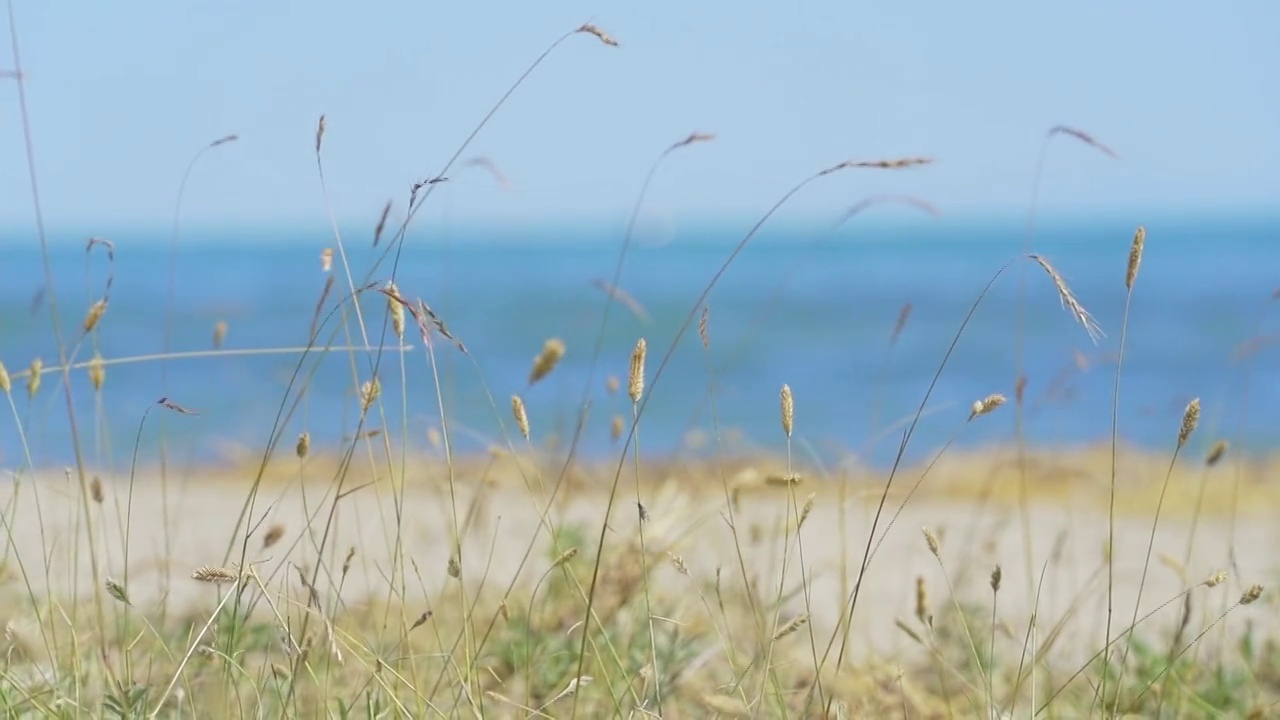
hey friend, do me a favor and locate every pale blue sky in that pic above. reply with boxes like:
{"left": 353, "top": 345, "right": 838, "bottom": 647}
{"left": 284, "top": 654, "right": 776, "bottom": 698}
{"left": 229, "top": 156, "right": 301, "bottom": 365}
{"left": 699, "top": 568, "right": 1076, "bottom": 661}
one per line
{"left": 1, "top": 0, "right": 1276, "bottom": 235}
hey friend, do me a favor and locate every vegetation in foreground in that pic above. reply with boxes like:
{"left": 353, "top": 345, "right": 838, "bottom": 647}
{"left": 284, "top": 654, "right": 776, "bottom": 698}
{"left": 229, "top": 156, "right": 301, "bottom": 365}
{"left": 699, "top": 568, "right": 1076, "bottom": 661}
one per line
{"left": 1, "top": 16, "right": 1276, "bottom": 720}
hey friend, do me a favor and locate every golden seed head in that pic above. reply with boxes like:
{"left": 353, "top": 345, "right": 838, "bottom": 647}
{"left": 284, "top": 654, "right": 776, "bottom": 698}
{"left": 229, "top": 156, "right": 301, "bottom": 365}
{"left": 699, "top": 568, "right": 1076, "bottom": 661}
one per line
{"left": 698, "top": 305, "right": 710, "bottom": 349}
{"left": 1126, "top": 226, "right": 1145, "bottom": 291}
{"left": 1204, "top": 570, "right": 1228, "bottom": 588}
{"left": 296, "top": 432, "right": 310, "bottom": 459}
{"left": 605, "top": 375, "right": 620, "bottom": 395}
{"left": 359, "top": 377, "right": 381, "bottom": 412}
{"left": 320, "top": 247, "right": 333, "bottom": 273}
{"left": 1178, "top": 398, "right": 1200, "bottom": 449}
{"left": 772, "top": 614, "right": 810, "bottom": 640}
{"left": 922, "top": 526, "right": 940, "bottom": 557}
{"left": 577, "top": 23, "right": 619, "bottom": 46}
{"left": 628, "top": 338, "right": 647, "bottom": 404}
{"left": 213, "top": 320, "right": 228, "bottom": 349}
{"left": 552, "top": 547, "right": 579, "bottom": 569}
{"left": 83, "top": 299, "right": 108, "bottom": 333}
{"left": 780, "top": 384, "right": 794, "bottom": 438}
{"left": 0, "top": 361, "right": 9, "bottom": 394}
{"left": 610, "top": 414, "right": 624, "bottom": 443}
{"left": 511, "top": 395, "right": 530, "bottom": 441}
{"left": 385, "top": 281, "right": 405, "bottom": 340}
{"left": 1240, "top": 584, "right": 1263, "bottom": 605}
{"left": 26, "top": 358, "right": 42, "bottom": 399}
{"left": 1205, "top": 439, "right": 1227, "bottom": 467}
{"left": 528, "top": 338, "right": 566, "bottom": 386}
{"left": 798, "top": 492, "right": 815, "bottom": 529}
{"left": 90, "top": 476, "right": 104, "bottom": 504}
{"left": 88, "top": 353, "right": 106, "bottom": 392}
{"left": 990, "top": 564, "right": 1003, "bottom": 592}
{"left": 263, "top": 524, "right": 285, "bottom": 549}
{"left": 192, "top": 566, "right": 239, "bottom": 584}
{"left": 914, "top": 575, "right": 929, "bottom": 625}
{"left": 968, "top": 393, "right": 1006, "bottom": 421}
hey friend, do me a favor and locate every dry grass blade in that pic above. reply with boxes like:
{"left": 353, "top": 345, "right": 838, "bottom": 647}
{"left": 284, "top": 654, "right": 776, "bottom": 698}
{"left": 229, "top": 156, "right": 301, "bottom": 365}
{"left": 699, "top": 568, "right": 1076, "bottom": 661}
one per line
{"left": 1028, "top": 254, "right": 1105, "bottom": 343}
{"left": 1047, "top": 125, "right": 1120, "bottom": 159}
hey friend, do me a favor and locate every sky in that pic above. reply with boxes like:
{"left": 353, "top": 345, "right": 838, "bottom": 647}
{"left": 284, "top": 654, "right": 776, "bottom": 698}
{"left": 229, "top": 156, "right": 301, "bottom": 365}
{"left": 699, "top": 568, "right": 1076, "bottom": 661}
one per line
{"left": 0, "top": 0, "right": 1276, "bottom": 236}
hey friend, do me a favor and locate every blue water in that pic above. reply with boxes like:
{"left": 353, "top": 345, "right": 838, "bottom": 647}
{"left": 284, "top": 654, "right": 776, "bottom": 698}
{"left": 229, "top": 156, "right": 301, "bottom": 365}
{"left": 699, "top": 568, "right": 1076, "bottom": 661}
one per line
{"left": 2, "top": 212, "right": 1277, "bottom": 472}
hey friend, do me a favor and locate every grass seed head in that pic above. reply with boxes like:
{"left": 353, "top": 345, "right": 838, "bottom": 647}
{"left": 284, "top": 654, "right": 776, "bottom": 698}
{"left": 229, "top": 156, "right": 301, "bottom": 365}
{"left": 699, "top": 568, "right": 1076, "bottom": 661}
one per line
{"left": 1204, "top": 570, "right": 1228, "bottom": 588}
{"left": 773, "top": 613, "right": 810, "bottom": 640}
{"left": 263, "top": 524, "right": 285, "bottom": 549}
{"left": 1029, "top": 255, "right": 1104, "bottom": 343}
{"left": 511, "top": 395, "right": 530, "bottom": 441}
{"left": 990, "top": 564, "right": 1003, "bottom": 592}
{"left": 968, "top": 393, "right": 1006, "bottom": 421}
{"left": 628, "top": 338, "right": 647, "bottom": 403}
{"left": 88, "top": 353, "right": 106, "bottom": 391}
{"left": 1206, "top": 440, "right": 1228, "bottom": 467}
{"left": 386, "top": 281, "right": 405, "bottom": 340}
{"left": 26, "top": 358, "right": 42, "bottom": 398}
{"left": 359, "top": 377, "right": 381, "bottom": 412}
{"left": 528, "top": 338, "right": 566, "bottom": 386}
{"left": 606, "top": 375, "right": 620, "bottom": 395}
{"left": 106, "top": 577, "right": 131, "bottom": 606}
{"left": 296, "top": 432, "right": 310, "bottom": 459}
{"left": 577, "top": 23, "right": 618, "bottom": 46}
{"left": 698, "top": 305, "right": 710, "bottom": 349}
{"left": 922, "top": 526, "right": 940, "bottom": 557}
{"left": 915, "top": 575, "right": 929, "bottom": 625}
{"left": 780, "top": 384, "right": 794, "bottom": 438}
{"left": 315, "top": 114, "right": 326, "bottom": 153}
{"left": 1126, "top": 226, "right": 1146, "bottom": 290}
{"left": 1178, "top": 398, "right": 1201, "bottom": 449}
{"left": 192, "top": 566, "right": 239, "bottom": 584}
{"left": 90, "top": 476, "right": 104, "bottom": 504}
{"left": 0, "top": 362, "right": 9, "bottom": 394}
{"left": 212, "top": 320, "right": 228, "bottom": 349}
{"left": 83, "top": 299, "right": 108, "bottom": 333}
{"left": 1241, "top": 584, "right": 1264, "bottom": 605}
{"left": 610, "top": 415, "right": 624, "bottom": 443}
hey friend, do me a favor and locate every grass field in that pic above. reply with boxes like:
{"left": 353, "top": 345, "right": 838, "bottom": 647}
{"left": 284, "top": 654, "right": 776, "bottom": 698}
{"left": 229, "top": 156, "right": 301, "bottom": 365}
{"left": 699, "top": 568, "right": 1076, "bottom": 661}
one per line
{"left": 2, "top": 17, "right": 1278, "bottom": 720}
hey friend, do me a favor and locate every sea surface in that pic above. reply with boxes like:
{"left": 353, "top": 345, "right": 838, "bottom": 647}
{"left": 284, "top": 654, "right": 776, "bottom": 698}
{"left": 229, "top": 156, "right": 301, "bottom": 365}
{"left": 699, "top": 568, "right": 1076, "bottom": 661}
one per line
{"left": 2, "top": 212, "right": 1277, "bottom": 473}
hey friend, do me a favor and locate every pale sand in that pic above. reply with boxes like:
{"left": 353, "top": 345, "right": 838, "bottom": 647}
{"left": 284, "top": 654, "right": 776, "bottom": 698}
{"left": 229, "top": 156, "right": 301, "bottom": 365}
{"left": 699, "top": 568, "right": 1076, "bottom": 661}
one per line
{"left": 2, "top": 469, "right": 1274, "bottom": 667}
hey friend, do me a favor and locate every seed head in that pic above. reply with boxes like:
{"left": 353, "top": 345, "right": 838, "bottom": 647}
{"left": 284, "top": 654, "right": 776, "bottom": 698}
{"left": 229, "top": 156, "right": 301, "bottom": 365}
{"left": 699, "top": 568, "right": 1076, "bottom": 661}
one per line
{"left": 698, "top": 305, "right": 710, "bottom": 349}
{"left": 1203, "top": 570, "right": 1228, "bottom": 588}
{"left": 105, "top": 577, "right": 131, "bottom": 606}
{"left": 780, "top": 384, "right": 794, "bottom": 438}
{"left": 26, "top": 358, "right": 42, "bottom": 399}
{"left": 83, "top": 299, "right": 108, "bottom": 333}
{"left": 773, "top": 614, "right": 810, "bottom": 640}
{"left": 88, "top": 353, "right": 106, "bottom": 391}
{"left": 628, "top": 338, "right": 647, "bottom": 404}
{"left": 1029, "top": 255, "right": 1104, "bottom": 343}
{"left": 922, "top": 526, "right": 940, "bottom": 557}
{"left": 968, "top": 393, "right": 1006, "bottom": 421}
{"left": 990, "top": 564, "right": 1003, "bottom": 592}
{"left": 1205, "top": 440, "right": 1228, "bottom": 467}
{"left": 386, "top": 281, "right": 405, "bottom": 340}
{"left": 511, "top": 395, "right": 530, "bottom": 441}
{"left": 528, "top": 338, "right": 566, "bottom": 386}
{"left": 1178, "top": 398, "right": 1200, "bottom": 449}
{"left": 296, "top": 432, "right": 310, "bottom": 459}
{"left": 90, "top": 476, "right": 104, "bottom": 504}
{"left": 263, "top": 524, "right": 285, "bottom": 549}
{"left": 915, "top": 575, "right": 929, "bottom": 625}
{"left": 577, "top": 23, "right": 619, "bottom": 46}
{"left": 605, "top": 375, "right": 620, "bottom": 395}
{"left": 359, "top": 377, "right": 381, "bottom": 412}
{"left": 192, "top": 566, "right": 239, "bottom": 584}
{"left": 0, "top": 362, "right": 9, "bottom": 394}
{"left": 1126, "top": 226, "right": 1145, "bottom": 291}
{"left": 1240, "top": 584, "right": 1263, "bottom": 605}
{"left": 610, "top": 415, "right": 624, "bottom": 443}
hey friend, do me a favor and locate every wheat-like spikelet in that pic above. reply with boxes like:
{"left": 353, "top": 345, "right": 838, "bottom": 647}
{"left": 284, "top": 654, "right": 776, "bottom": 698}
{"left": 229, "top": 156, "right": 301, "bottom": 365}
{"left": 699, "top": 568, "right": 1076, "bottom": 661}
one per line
{"left": 83, "top": 299, "right": 108, "bottom": 333}
{"left": 1240, "top": 584, "right": 1263, "bottom": 605}
{"left": 773, "top": 613, "right": 810, "bottom": 640}
{"left": 669, "top": 132, "right": 716, "bottom": 152}
{"left": 628, "top": 338, "right": 646, "bottom": 403}
{"left": 105, "top": 578, "right": 130, "bottom": 606}
{"left": 990, "top": 564, "right": 1003, "bottom": 592}
{"left": 1029, "top": 254, "right": 1104, "bottom": 342}
{"left": 798, "top": 492, "right": 815, "bottom": 529}
{"left": 341, "top": 547, "right": 356, "bottom": 578}
{"left": 780, "top": 384, "right": 794, "bottom": 438}
{"left": 386, "top": 281, "right": 405, "bottom": 340}
{"left": 511, "top": 395, "right": 530, "bottom": 441}
{"left": 528, "top": 338, "right": 566, "bottom": 386}
{"left": 26, "top": 358, "right": 41, "bottom": 399}
{"left": 263, "top": 524, "right": 284, "bottom": 549}
{"left": 551, "top": 547, "right": 579, "bottom": 569}
{"left": 968, "top": 393, "right": 1006, "bottom": 421}
{"left": 89, "top": 476, "right": 104, "bottom": 504}
{"left": 320, "top": 247, "right": 333, "bottom": 273}
{"left": 605, "top": 375, "right": 620, "bottom": 395}
{"left": 296, "top": 432, "right": 310, "bottom": 459}
{"left": 577, "top": 23, "right": 619, "bottom": 46}
{"left": 822, "top": 156, "right": 934, "bottom": 175}
{"left": 610, "top": 415, "right": 624, "bottom": 443}
{"left": 212, "top": 320, "right": 228, "bottom": 349}
{"left": 698, "top": 305, "right": 710, "bottom": 349}
{"left": 922, "top": 526, "right": 940, "bottom": 557}
{"left": 915, "top": 575, "right": 929, "bottom": 625}
{"left": 158, "top": 397, "right": 198, "bottom": 415}
{"left": 1178, "top": 398, "right": 1201, "bottom": 449}
{"left": 1204, "top": 570, "right": 1228, "bottom": 588}
{"left": 0, "top": 362, "right": 9, "bottom": 394}
{"left": 359, "top": 377, "right": 381, "bottom": 412}
{"left": 1047, "top": 125, "right": 1120, "bottom": 159}
{"left": 1126, "top": 226, "right": 1146, "bottom": 290}
{"left": 88, "top": 353, "right": 105, "bottom": 392}
{"left": 1205, "top": 440, "right": 1228, "bottom": 467}
{"left": 315, "top": 114, "right": 326, "bottom": 153}
{"left": 192, "top": 566, "right": 239, "bottom": 584}
{"left": 669, "top": 553, "right": 689, "bottom": 576}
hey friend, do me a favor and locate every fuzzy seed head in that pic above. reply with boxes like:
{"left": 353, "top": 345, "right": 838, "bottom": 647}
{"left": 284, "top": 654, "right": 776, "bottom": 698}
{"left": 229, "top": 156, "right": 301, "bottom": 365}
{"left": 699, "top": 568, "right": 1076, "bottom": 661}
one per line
{"left": 90, "top": 476, "right": 104, "bottom": 504}
{"left": 263, "top": 524, "right": 285, "bottom": 549}
{"left": 26, "top": 358, "right": 42, "bottom": 399}
{"left": 1206, "top": 440, "right": 1228, "bottom": 467}
{"left": 1029, "top": 255, "right": 1104, "bottom": 343}
{"left": 551, "top": 547, "right": 579, "bottom": 569}
{"left": 780, "top": 384, "right": 794, "bottom": 438}
{"left": 1126, "top": 226, "right": 1145, "bottom": 290}
{"left": 1241, "top": 584, "right": 1263, "bottom": 605}
{"left": 359, "top": 377, "right": 381, "bottom": 412}
{"left": 296, "top": 432, "right": 310, "bottom": 459}
{"left": 606, "top": 375, "right": 620, "bottom": 395}
{"left": 0, "top": 362, "right": 9, "bottom": 394}
{"left": 628, "top": 338, "right": 647, "bottom": 403}
{"left": 990, "top": 564, "right": 1003, "bottom": 592}
{"left": 968, "top": 393, "right": 1006, "bottom": 421}
{"left": 83, "top": 299, "right": 108, "bottom": 333}
{"left": 798, "top": 492, "right": 815, "bottom": 529}
{"left": 315, "top": 114, "right": 326, "bottom": 153}
{"left": 386, "top": 281, "right": 405, "bottom": 340}
{"left": 88, "top": 353, "right": 106, "bottom": 392}
{"left": 213, "top": 320, "right": 228, "bottom": 349}
{"left": 320, "top": 248, "right": 333, "bottom": 273}
{"left": 447, "top": 556, "right": 461, "bottom": 579}
{"left": 511, "top": 395, "right": 530, "bottom": 441}
{"left": 528, "top": 338, "right": 566, "bottom": 386}
{"left": 773, "top": 614, "right": 810, "bottom": 640}
{"left": 610, "top": 414, "right": 624, "bottom": 443}
{"left": 1178, "top": 398, "right": 1201, "bottom": 449}
{"left": 577, "top": 23, "right": 619, "bottom": 46}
